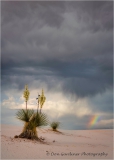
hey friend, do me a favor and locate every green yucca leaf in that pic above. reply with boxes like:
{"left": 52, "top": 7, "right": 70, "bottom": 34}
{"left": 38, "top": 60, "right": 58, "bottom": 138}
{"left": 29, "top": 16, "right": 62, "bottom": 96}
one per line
{"left": 29, "top": 112, "right": 49, "bottom": 128}
{"left": 16, "top": 109, "right": 34, "bottom": 122}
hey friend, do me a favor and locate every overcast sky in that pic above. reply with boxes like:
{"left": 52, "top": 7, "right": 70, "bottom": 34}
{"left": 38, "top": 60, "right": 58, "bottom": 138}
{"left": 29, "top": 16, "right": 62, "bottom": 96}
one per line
{"left": 1, "top": 1, "right": 113, "bottom": 130}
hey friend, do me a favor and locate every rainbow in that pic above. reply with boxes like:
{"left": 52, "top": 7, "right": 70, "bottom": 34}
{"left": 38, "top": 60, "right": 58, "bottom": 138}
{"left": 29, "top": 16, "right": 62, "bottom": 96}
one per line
{"left": 88, "top": 115, "right": 101, "bottom": 128}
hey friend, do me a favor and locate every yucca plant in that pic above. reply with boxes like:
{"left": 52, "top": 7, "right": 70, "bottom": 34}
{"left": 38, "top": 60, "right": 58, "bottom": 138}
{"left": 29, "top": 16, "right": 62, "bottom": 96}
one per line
{"left": 50, "top": 121, "right": 60, "bottom": 131}
{"left": 16, "top": 109, "right": 48, "bottom": 140}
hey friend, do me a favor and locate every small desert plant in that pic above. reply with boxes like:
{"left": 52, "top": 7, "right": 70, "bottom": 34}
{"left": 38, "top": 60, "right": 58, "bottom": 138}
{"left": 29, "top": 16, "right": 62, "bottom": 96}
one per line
{"left": 50, "top": 121, "right": 60, "bottom": 131}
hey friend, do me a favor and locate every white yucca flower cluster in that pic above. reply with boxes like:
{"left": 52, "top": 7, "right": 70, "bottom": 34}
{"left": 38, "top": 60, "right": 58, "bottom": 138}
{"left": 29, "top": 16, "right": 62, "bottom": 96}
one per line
{"left": 23, "top": 85, "right": 30, "bottom": 102}
{"left": 39, "top": 89, "right": 46, "bottom": 109}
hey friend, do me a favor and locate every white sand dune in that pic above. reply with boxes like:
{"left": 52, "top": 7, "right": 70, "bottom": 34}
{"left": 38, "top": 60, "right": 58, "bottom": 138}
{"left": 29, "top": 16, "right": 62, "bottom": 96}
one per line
{"left": 1, "top": 125, "right": 113, "bottom": 159}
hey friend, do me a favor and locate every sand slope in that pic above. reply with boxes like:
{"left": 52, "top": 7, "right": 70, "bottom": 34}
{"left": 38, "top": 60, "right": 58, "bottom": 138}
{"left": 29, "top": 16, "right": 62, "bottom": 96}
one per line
{"left": 1, "top": 125, "right": 113, "bottom": 159}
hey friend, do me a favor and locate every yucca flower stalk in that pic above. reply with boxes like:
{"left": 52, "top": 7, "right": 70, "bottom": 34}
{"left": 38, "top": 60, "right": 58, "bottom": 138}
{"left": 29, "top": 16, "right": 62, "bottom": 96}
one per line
{"left": 23, "top": 85, "right": 30, "bottom": 111}
{"left": 39, "top": 89, "right": 46, "bottom": 114}
{"left": 36, "top": 94, "right": 40, "bottom": 113}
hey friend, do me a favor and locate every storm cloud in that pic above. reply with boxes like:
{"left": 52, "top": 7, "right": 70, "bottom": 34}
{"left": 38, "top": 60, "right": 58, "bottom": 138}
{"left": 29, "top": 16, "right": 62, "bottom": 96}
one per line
{"left": 1, "top": 1, "right": 113, "bottom": 129}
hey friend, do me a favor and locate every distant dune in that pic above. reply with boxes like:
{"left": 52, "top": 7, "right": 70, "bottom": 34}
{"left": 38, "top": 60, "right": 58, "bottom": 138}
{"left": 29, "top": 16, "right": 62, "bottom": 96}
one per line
{"left": 1, "top": 124, "right": 113, "bottom": 159}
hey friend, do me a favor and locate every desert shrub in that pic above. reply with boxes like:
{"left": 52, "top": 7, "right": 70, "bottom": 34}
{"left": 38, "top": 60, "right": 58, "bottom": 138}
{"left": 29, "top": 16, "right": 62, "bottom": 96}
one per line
{"left": 50, "top": 121, "right": 60, "bottom": 131}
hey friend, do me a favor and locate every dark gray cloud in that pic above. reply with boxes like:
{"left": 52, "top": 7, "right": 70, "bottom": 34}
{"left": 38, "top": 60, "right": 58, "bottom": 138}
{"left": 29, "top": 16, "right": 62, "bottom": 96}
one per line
{"left": 88, "top": 89, "right": 113, "bottom": 113}
{"left": 68, "top": 1, "right": 113, "bottom": 31}
{"left": 1, "top": 55, "right": 113, "bottom": 97}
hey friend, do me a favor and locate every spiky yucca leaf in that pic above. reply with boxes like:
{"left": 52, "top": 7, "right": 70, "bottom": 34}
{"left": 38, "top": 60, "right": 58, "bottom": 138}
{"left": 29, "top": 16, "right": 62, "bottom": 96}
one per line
{"left": 16, "top": 109, "right": 34, "bottom": 122}
{"left": 37, "top": 113, "right": 48, "bottom": 127}
{"left": 50, "top": 121, "right": 60, "bottom": 130}
{"left": 28, "top": 112, "right": 49, "bottom": 129}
